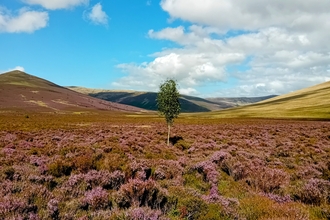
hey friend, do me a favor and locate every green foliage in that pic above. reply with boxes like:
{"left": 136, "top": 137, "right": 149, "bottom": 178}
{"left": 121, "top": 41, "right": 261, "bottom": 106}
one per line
{"left": 157, "top": 79, "right": 181, "bottom": 126}
{"left": 183, "top": 172, "right": 210, "bottom": 193}
{"left": 199, "top": 204, "right": 227, "bottom": 220}
{"left": 157, "top": 79, "right": 181, "bottom": 145}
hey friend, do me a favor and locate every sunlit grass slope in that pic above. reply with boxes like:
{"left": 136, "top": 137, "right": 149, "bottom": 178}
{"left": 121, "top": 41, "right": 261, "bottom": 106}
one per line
{"left": 203, "top": 80, "right": 330, "bottom": 119}
{"left": 0, "top": 70, "right": 60, "bottom": 88}
{"left": 0, "top": 71, "right": 142, "bottom": 112}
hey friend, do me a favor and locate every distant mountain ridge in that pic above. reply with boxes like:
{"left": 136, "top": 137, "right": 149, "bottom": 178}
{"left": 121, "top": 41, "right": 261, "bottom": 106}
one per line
{"left": 206, "top": 95, "right": 277, "bottom": 106}
{"left": 0, "top": 71, "right": 142, "bottom": 112}
{"left": 68, "top": 86, "right": 276, "bottom": 112}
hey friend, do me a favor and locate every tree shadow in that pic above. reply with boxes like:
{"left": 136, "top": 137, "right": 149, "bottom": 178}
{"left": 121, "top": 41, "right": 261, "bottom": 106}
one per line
{"left": 169, "top": 136, "right": 183, "bottom": 145}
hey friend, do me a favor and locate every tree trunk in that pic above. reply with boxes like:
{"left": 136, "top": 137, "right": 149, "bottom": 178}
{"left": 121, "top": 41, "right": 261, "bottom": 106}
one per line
{"left": 167, "top": 124, "right": 170, "bottom": 146}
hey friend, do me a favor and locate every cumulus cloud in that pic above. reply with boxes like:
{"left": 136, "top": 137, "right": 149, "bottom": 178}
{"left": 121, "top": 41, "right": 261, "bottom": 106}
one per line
{"left": 0, "top": 66, "right": 25, "bottom": 74}
{"left": 114, "top": 0, "right": 330, "bottom": 96}
{"left": 86, "top": 3, "right": 108, "bottom": 26}
{"left": 160, "top": 0, "right": 330, "bottom": 32}
{"left": 23, "top": 0, "right": 89, "bottom": 10}
{"left": 0, "top": 7, "right": 48, "bottom": 33}
{"left": 179, "top": 87, "right": 198, "bottom": 96}
{"left": 113, "top": 51, "right": 244, "bottom": 93}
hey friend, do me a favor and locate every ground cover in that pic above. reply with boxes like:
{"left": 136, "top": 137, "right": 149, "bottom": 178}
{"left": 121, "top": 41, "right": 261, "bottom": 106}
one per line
{"left": 0, "top": 112, "right": 329, "bottom": 219}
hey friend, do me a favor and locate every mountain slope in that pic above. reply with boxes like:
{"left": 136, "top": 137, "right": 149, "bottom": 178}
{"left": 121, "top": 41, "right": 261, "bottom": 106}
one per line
{"left": 205, "top": 80, "right": 330, "bottom": 119}
{"left": 0, "top": 71, "right": 142, "bottom": 112}
{"left": 68, "top": 87, "right": 218, "bottom": 112}
{"left": 206, "top": 95, "right": 277, "bottom": 107}
{"left": 68, "top": 87, "right": 275, "bottom": 112}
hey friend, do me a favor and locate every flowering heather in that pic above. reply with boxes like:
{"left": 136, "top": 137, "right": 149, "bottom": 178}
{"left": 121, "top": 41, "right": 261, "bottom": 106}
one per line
{"left": 192, "top": 161, "right": 219, "bottom": 185}
{"left": 261, "top": 193, "right": 292, "bottom": 204}
{"left": 81, "top": 187, "right": 110, "bottom": 210}
{"left": 0, "top": 113, "right": 330, "bottom": 219}
{"left": 115, "top": 178, "right": 168, "bottom": 210}
{"left": 47, "top": 199, "right": 59, "bottom": 218}
{"left": 295, "top": 178, "right": 330, "bottom": 205}
{"left": 247, "top": 167, "right": 290, "bottom": 193}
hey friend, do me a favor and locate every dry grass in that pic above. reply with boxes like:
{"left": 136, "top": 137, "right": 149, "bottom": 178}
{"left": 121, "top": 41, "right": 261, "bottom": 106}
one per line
{"left": 201, "top": 81, "right": 330, "bottom": 119}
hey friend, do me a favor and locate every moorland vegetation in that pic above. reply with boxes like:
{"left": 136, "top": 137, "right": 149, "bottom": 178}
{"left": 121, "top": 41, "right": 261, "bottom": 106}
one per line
{"left": 0, "top": 112, "right": 329, "bottom": 219}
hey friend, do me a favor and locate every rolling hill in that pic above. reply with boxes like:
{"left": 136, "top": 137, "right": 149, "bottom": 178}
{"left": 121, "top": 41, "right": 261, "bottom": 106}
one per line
{"left": 68, "top": 87, "right": 275, "bottom": 113}
{"left": 0, "top": 71, "right": 143, "bottom": 112}
{"left": 206, "top": 95, "right": 277, "bottom": 106}
{"left": 204, "top": 80, "right": 330, "bottom": 119}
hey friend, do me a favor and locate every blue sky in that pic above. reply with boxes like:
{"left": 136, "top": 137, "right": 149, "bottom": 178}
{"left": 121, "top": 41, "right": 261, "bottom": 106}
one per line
{"left": 1, "top": 0, "right": 330, "bottom": 97}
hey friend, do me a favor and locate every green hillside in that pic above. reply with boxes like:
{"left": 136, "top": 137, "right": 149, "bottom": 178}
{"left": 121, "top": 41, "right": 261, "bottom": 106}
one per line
{"left": 68, "top": 87, "right": 274, "bottom": 113}
{"left": 68, "top": 87, "right": 223, "bottom": 113}
{"left": 203, "top": 81, "right": 330, "bottom": 119}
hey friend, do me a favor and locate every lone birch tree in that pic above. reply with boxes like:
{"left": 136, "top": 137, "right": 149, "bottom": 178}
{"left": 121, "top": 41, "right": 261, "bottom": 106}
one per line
{"left": 156, "top": 79, "right": 181, "bottom": 146}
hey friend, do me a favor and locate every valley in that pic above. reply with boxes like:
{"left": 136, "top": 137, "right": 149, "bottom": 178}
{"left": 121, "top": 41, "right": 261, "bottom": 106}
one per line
{"left": 0, "top": 70, "right": 329, "bottom": 219}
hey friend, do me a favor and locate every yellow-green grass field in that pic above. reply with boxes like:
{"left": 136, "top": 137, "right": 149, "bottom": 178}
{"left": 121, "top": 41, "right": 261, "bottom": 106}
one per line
{"left": 198, "top": 81, "right": 330, "bottom": 120}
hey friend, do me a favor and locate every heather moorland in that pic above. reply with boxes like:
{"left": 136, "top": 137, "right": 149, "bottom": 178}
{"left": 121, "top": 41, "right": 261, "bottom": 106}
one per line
{"left": 0, "top": 112, "right": 329, "bottom": 219}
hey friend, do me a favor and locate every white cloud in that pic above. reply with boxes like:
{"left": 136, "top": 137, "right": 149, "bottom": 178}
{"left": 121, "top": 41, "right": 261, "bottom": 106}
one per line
{"left": 0, "top": 66, "right": 25, "bottom": 74}
{"left": 179, "top": 87, "right": 198, "bottom": 95}
{"left": 160, "top": 0, "right": 330, "bottom": 32}
{"left": 0, "top": 7, "right": 48, "bottom": 33}
{"left": 113, "top": 51, "right": 244, "bottom": 93}
{"left": 114, "top": 0, "right": 330, "bottom": 96}
{"left": 13, "top": 66, "right": 25, "bottom": 72}
{"left": 23, "top": 0, "right": 89, "bottom": 10}
{"left": 86, "top": 3, "right": 108, "bottom": 26}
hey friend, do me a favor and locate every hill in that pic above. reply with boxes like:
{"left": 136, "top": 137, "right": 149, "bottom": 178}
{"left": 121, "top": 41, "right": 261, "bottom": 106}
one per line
{"left": 68, "top": 87, "right": 218, "bottom": 112}
{"left": 68, "top": 87, "right": 275, "bottom": 113}
{"left": 206, "top": 95, "right": 277, "bottom": 106}
{"left": 204, "top": 80, "right": 330, "bottom": 119}
{"left": 0, "top": 71, "right": 142, "bottom": 112}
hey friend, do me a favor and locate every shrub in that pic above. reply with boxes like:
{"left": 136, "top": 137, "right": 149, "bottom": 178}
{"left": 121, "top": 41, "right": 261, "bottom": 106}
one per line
{"left": 295, "top": 178, "right": 330, "bottom": 205}
{"left": 47, "top": 159, "right": 72, "bottom": 177}
{"left": 239, "top": 195, "right": 309, "bottom": 220}
{"left": 83, "top": 170, "right": 125, "bottom": 190}
{"left": 81, "top": 187, "right": 111, "bottom": 210}
{"left": 61, "top": 170, "right": 125, "bottom": 198}
{"left": 174, "top": 139, "right": 191, "bottom": 150}
{"left": 220, "top": 159, "right": 250, "bottom": 181}
{"left": 192, "top": 161, "right": 219, "bottom": 185}
{"left": 0, "top": 196, "right": 38, "bottom": 219}
{"left": 178, "top": 196, "right": 208, "bottom": 219}
{"left": 210, "top": 151, "right": 229, "bottom": 164}
{"left": 183, "top": 172, "right": 210, "bottom": 193}
{"left": 99, "top": 153, "right": 127, "bottom": 172}
{"left": 247, "top": 167, "right": 289, "bottom": 193}
{"left": 47, "top": 199, "right": 59, "bottom": 219}
{"left": 124, "top": 207, "right": 164, "bottom": 220}
{"left": 110, "top": 206, "right": 166, "bottom": 220}
{"left": 114, "top": 179, "right": 168, "bottom": 210}
{"left": 73, "top": 155, "right": 94, "bottom": 173}
{"left": 261, "top": 193, "right": 292, "bottom": 203}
